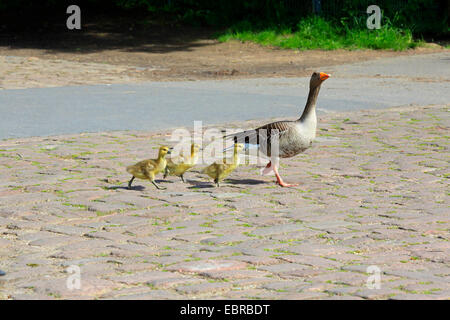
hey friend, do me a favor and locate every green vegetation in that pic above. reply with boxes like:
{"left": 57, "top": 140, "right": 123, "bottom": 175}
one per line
{"left": 217, "top": 17, "right": 421, "bottom": 51}
{"left": 1, "top": 0, "right": 447, "bottom": 50}
{"left": 111, "top": 0, "right": 448, "bottom": 36}
{"left": 2, "top": 0, "right": 447, "bottom": 34}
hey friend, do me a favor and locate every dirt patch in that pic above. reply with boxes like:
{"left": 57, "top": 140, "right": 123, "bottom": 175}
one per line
{"left": 0, "top": 20, "right": 446, "bottom": 89}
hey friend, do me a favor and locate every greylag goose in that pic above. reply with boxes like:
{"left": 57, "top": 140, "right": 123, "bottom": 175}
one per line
{"left": 224, "top": 72, "right": 329, "bottom": 187}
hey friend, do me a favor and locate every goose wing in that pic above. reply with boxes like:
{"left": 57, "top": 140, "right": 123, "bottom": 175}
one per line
{"left": 224, "top": 120, "right": 296, "bottom": 147}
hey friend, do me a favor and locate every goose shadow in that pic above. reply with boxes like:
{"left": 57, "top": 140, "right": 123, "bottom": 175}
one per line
{"left": 186, "top": 178, "right": 266, "bottom": 189}
{"left": 225, "top": 178, "right": 267, "bottom": 185}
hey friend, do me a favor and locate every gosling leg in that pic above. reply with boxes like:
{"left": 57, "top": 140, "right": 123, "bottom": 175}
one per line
{"left": 128, "top": 176, "right": 135, "bottom": 189}
{"left": 163, "top": 168, "right": 169, "bottom": 179}
{"left": 180, "top": 174, "right": 185, "bottom": 183}
{"left": 151, "top": 180, "right": 166, "bottom": 190}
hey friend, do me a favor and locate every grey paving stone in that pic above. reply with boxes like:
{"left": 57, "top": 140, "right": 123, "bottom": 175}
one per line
{"left": 11, "top": 293, "right": 57, "bottom": 300}
{"left": 325, "top": 295, "right": 366, "bottom": 300}
{"left": 43, "top": 225, "right": 91, "bottom": 236}
{"left": 28, "top": 236, "right": 76, "bottom": 247}
{"left": 354, "top": 289, "right": 403, "bottom": 299}
{"left": 326, "top": 286, "right": 359, "bottom": 296}
{"left": 388, "top": 293, "right": 440, "bottom": 300}
{"left": 112, "top": 290, "right": 183, "bottom": 300}
{"left": 261, "top": 280, "right": 310, "bottom": 292}
{"left": 175, "top": 282, "right": 233, "bottom": 295}
{"left": 0, "top": 238, "right": 12, "bottom": 248}
{"left": 251, "top": 224, "right": 303, "bottom": 236}
{"left": 148, "top": 277, "right": 202, "bottom": 288}
{"left": 257, "top": 263, "right": 309, "bottom": 274}
{"left": 306, "top": 221, "right": 360, "bottom": 230}
{"left": 279, "top": 255, "right": 341, "bottom": 268}
{"left": 108, "top": 271, "right": 180, "bottom": 285}
{"left": 166, "top": 260, "right": 247, "bottom": 274}
{"left": 84, "top": 231, "right": 131, "bottom": 242}
{"left": 199, "top": 269, "right": 269, "bottom": 280}
{"left": 228, "top": 255, "right": 280, "bottom": 266}
{"left": 383, "top": 270, "right": 446, "bottom": 283}
{"left": 200, "top": 234, "right": 250, "bottom": 245}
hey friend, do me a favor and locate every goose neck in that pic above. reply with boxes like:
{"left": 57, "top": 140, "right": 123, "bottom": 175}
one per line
{"left": 299, "top": 84, "right": 321, "bottom": 122}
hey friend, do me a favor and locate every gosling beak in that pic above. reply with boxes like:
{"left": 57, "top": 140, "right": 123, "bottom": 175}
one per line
{"left": 319, "top": 72, "right": 330, "bottom": 81}
{"left": 167, "top": 150, "right": 172, "bottom": 155}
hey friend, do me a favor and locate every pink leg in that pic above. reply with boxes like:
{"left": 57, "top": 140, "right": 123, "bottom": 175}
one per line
{"left": 273, "top": 164, "right": 298, "bottom": 187}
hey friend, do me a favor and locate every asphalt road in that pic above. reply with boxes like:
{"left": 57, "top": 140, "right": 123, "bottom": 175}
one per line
{"left": 0, "top": 52, "right": 449, "bottom": 139}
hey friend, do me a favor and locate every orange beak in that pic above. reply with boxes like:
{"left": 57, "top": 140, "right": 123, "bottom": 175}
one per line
{"left": 319, "top": 72, "right": 330, "bottom": 81}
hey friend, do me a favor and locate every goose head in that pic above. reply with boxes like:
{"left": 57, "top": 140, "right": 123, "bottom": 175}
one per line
{"left": 310, "top": 71, "right": 330, "bottom": 87}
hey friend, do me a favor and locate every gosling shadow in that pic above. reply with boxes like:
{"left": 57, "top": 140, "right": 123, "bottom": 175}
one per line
{"left": 106, "top": 185, "right": 145, "bottom": 191}
{"left": 187, "top": 181, "right": 216, "bottom": 189}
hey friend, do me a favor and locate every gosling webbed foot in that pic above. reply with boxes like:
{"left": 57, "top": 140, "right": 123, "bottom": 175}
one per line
{"left": 152, "top": 180, "right": 166, "bottom": 190}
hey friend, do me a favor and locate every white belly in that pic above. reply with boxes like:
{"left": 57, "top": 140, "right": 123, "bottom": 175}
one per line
{"left": 279, "top": 115, "right": 317, "bottom": 158}
{"left": 257, "top": 111, "right": 317, "bottom": 159}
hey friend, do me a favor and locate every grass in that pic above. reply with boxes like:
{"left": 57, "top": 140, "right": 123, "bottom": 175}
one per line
{"left": 217, "top": 16, "right": 422, "bottom": 51}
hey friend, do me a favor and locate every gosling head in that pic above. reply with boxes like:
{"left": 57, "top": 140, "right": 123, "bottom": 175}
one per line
{"left": 234, "top": 143, "right": 245, "bottom": 153}
{"left": 310, "top": 71, "right": 330, "bottom": 88}
{"left": 191, "top": 143, "right": 201, "bottom": 153}
{"left": 158, "top": 146, "right": 171, "bottom": 157}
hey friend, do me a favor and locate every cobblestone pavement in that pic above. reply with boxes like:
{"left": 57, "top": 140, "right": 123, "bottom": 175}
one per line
{"left": 0, "top": 104, "right": 448, "bottom": 300}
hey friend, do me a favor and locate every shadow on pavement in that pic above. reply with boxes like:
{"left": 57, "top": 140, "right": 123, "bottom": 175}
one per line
{"left": 1, "top": 13, "right": 216, "bottom": 55}
{"left": 106, "top": 185, "right": 145, "bottom": 191}
{"left": 225, "top": 178, "right": 267, "bottom": 185}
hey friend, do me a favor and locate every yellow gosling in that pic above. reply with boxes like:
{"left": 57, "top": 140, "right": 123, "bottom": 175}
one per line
{"left": 164, "top": 143, "right": 200, "bottom": 183}
{"left": 126, "top": 146, "right": 171, "bottom": 190}
{"left": 202, "top": 143, "right": 244, "bottom": 187}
